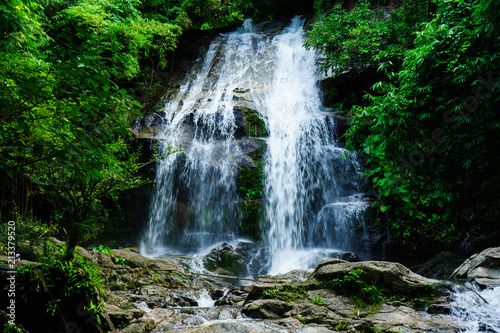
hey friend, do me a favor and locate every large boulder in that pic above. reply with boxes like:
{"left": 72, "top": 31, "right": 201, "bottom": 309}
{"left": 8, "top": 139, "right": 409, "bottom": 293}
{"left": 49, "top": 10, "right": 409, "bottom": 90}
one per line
{"left": 242, "top": 299, "right": 293, "bottom": 319}
{"left": 310, "top": 259, "right": 442, "bottom": 296}
{"left": 450, "top": 247, "right": 500, "bottom": 288}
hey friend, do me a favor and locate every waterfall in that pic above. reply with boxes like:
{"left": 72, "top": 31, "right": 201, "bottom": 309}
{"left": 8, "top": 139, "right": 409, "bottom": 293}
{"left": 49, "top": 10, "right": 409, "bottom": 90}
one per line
{"left": 255, "top": 17, "right": 367, "bottom": 274}
{"left": 140, "top": 17, "right": 368, "bottom": 273}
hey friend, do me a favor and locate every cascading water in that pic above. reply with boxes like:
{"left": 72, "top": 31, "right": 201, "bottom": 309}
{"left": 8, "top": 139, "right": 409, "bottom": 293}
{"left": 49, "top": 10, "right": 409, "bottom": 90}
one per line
{"left": 450, "top": 284, "right": 500, "bottom": 332}
{"left": 140, "top": 17, "right": 369, "bottom": 273}
{"left": 140, "top": 21, "right": 261, "bottom": 256}
{"left": 255, "top": 18, "right": 367, "bottom": 274}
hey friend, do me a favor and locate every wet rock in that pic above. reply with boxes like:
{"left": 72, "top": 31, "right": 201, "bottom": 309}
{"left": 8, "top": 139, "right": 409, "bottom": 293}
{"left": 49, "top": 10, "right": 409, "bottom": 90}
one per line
{"left": 427, "top": 303, "right": 452, "bottom": 315}
{"left": 155, "top": 312, "right": 206, "bottom": 330}
{"left": 322, "top": 108, "right": 352, "bottom": 142}
{"left": 141, "top": 308, "right": 174, "bottom": 324}
{"left": 118, "top": 318, "right": 154, "bottom": 333}
{"left": 105, "top": 304, "right": 144, "bottom": 328}
{"left": 209, "top": 288, "right": 226, "bottom": 300}
{"left": 242, "top": 299, "right": 293, "bottom": 319}
{"left": 160, "top": 317, "right": 302, "bottom": 333}
{"left": 236, "top": 106, "right": 268, "bottom": 138}
{"left": 164, "top": 290, "right": 199, "bottom": 307}
{"left": 214, "top": 288, "right": 248, "bottom": 305}
{"left": 244, "top": 282, "right": 282, "bottom": 303}
{"left": 451, "top": 247, "right": 500, "bottom": 288}
{"left": 175, "top": 307, "right": 240, "bottom": 321}
{"left": 248, "top": 247, "right": 269, "bottom": 278}
{"left": 474, "top": 278, "right": 500, "bottom": 289}
{"left": 203, "top": 243, "right": 247, "bottom": 276}
{"left": 416, "top": 251, "right": 467, "bottom": 280}
{"left": 337, "top": 251, "right": 361, "bottom": 262}
{"left": 310, "top": 260, "right": 442, "bottom": 296}
{"left": 233, "top": 106, "right": 247, "bottom": 139}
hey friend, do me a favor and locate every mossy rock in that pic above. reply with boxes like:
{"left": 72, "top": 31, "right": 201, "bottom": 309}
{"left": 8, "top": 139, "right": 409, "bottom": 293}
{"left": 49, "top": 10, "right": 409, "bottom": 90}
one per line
{"left": 241, "top": 107, "right": 268, "bottom": 137}
{"left": 237, "top": 141, "right": 266, "bottom": 240}
{"left": 203, "top": 244, "right": 247, "bottom": 276}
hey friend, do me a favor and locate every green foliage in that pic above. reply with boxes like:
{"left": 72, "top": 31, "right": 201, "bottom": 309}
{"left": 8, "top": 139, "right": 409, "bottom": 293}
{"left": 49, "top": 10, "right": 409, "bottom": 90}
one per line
{"left": 243, "top": 107, "right": 267, "bottom": 137}
{"left": 336, "top": 321, "right": 349, "bottom": 331}
{"left": 308, "top": 0, "right": 500, "bottom": 255}
{"left": 261, "top": 284, "right": 306, "bottom": 303}
{"left": 92, "top": 244, "right": 127, "bottom": 266}
{"left": 0, "top": 0, "right": 183, "bottom": 257}
{"left": 306, "top": 0, "right": 409, "bottom": 76}
{"left": 0, "top": 215, "right": 58, "bottom": 261}
{"left": 17, "top": 250, "right": 107, "bottom": 330}
{"left": 139, "top": 0, "right": 313, "bottom": 30}
{"left": 92, "top": 245, "right": 114, "bottom": 256}
{"left": 2, "top": 323, "right": 24, "bottom": 333}
{"left": 115, "top": 257, "right": 126, "bottom": 266}
{"left": 49, "top": 0, "right": 181, "bottom": 79}
{"left": 319, "top": 269, "right": 387, "bottom": 307}
{"left": 345, "top": 0, "right": 500, "bottom": 254}
{"left": 311, "top": 297, "right": 326, "bottom": 306}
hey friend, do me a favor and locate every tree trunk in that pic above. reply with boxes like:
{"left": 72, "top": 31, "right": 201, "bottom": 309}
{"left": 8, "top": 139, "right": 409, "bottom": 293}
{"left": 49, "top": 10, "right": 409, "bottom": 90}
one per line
{"left": 64, "top": 228, "right": 79, "bottom": 261}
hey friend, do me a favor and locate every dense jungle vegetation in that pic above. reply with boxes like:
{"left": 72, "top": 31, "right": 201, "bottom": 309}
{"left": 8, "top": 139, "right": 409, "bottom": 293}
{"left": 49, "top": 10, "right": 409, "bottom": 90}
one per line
{"left": 306, "top": 0, "right": 500, "bottom": 257}
{"left": 1, "top": 0, "right": 499, "bottom": 265}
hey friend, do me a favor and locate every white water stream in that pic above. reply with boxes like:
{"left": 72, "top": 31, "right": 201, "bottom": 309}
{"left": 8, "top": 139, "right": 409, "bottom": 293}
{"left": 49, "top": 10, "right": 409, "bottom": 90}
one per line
{"left": 451, "top": 284, "right": 500, "bottom": 332}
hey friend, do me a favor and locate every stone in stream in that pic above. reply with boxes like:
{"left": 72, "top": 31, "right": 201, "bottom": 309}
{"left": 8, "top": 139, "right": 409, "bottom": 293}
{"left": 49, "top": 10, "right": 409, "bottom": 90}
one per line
{"left": 310, "top": 259, "right": 443, "bottom": 295}
{"left": 203, "top": 243, "right": 247, "bottom": 276}
{"left": 450, "top": 247, "right": 500, "bottom": 288}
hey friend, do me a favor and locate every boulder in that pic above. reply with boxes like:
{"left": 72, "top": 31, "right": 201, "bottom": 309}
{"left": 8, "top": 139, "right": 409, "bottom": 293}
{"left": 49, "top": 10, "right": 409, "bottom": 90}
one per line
{"left": 474, "top": 278, "right": 500, "bottom": 289}
{"left": 105, "top": 304, "right": 144, "bottom": 328}
{"left": 118, "top": 319, "right": 155, "bottom": 333}
{"left": 450, "top": 247, "right": 500, "bottom": 288}
{"left": 203, "top": 243, "right": 247, "bottom": 276}
{"left": 297, "top": 325, "right": 336, "bottom": 333}
{"left": 112, "top": 249, "right": 181, "bottom": 271}
{"left": 366, "top": 303, "right": 460, "bottom": 332}
{"left": 244, "top": 282, "right": 283, "bottom": 304}
{"left": 163, "top": 290, "right": 199, "bottom": 307}
{"left": 310, "top": 260, "right": 442, "bottom": 296}
{"left": 242, "top": 299, "right": 293, "bottom": 319}
{"left": 141, "top": 308, "right": 174, "bottom": 324}
{"left": 213, "top": 288, "right": 248, "bottom": 306}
